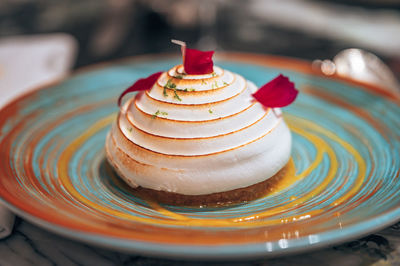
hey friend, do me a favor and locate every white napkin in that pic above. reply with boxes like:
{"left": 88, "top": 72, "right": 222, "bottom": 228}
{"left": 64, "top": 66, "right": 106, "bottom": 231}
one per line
{"left": 0, "top": 33, "right": 77, "bottom": 239}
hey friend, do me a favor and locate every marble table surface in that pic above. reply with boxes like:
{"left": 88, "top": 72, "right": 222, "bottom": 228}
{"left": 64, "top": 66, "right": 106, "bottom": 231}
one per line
{"left": 1, "top": 218, "right": 400, "bottom": 266}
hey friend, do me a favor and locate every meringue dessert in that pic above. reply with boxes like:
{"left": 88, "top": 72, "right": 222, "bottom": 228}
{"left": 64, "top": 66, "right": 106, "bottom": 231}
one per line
{"left": 105, "top": 61, "right": 294, "bottom": 206}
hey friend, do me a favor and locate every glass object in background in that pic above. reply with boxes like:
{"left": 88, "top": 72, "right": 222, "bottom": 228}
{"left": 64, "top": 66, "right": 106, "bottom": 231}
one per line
{"left": 313, "top": 49, "right": 400, "bottom": 96}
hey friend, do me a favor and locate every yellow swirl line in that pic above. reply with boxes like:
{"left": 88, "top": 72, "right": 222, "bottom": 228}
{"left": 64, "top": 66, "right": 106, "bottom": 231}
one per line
{"left": 231, "top": 123, "right": 334, "bottom": 222}
{"left": 58, "top": 114, "right": 366, "bottom": 228}
{"left": 288, "top": 116, "right": 366, "bottom": 206}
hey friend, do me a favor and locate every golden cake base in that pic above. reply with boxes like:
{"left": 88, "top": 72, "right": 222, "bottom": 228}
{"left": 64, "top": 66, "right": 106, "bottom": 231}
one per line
{"left": 115, "top": 163, "right": 290, "bottom": 207}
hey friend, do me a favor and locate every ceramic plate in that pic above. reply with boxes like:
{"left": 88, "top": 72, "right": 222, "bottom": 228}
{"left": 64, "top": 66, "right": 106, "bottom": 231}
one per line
{"left": 0, "top": 54, "right": 399, "bottom": 259}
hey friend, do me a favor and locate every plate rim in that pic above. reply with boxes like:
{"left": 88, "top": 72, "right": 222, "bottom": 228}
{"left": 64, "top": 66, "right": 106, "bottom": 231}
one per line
{"left": 0, "top": 52, "right": 399, "bottom": 259}
{"left": 1, "top": 197, "right": 399, "bottom": 260}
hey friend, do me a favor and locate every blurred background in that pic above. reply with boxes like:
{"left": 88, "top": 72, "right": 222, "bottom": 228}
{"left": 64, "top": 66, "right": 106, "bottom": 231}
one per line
{"left": 0, "top": 0, "right": 400, "bottom": 74}
{"left": 0, "top": 0, "right": 399, "bottom": 261}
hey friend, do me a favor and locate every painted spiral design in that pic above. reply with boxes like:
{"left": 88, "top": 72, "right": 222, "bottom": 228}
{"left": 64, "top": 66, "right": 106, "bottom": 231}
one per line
{"left": 0, "top": 55, "right": 399, "bottom": 257}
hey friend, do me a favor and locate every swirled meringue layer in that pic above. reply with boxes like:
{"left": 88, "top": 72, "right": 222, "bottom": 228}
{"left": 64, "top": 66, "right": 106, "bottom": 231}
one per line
{"left": 105, "top": 65, "right": 292, "bottom": 195}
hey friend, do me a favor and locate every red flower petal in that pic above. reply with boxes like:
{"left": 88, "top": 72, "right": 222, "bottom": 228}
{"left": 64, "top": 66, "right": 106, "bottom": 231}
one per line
{"left": 184, "top": 48, "right": 214, "bottom": 75}
{"left": 118, "top": 71, "right": 163, "bottom": 106}
{"left": 252, "top": 74, "right": 299, "bottom": 108}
